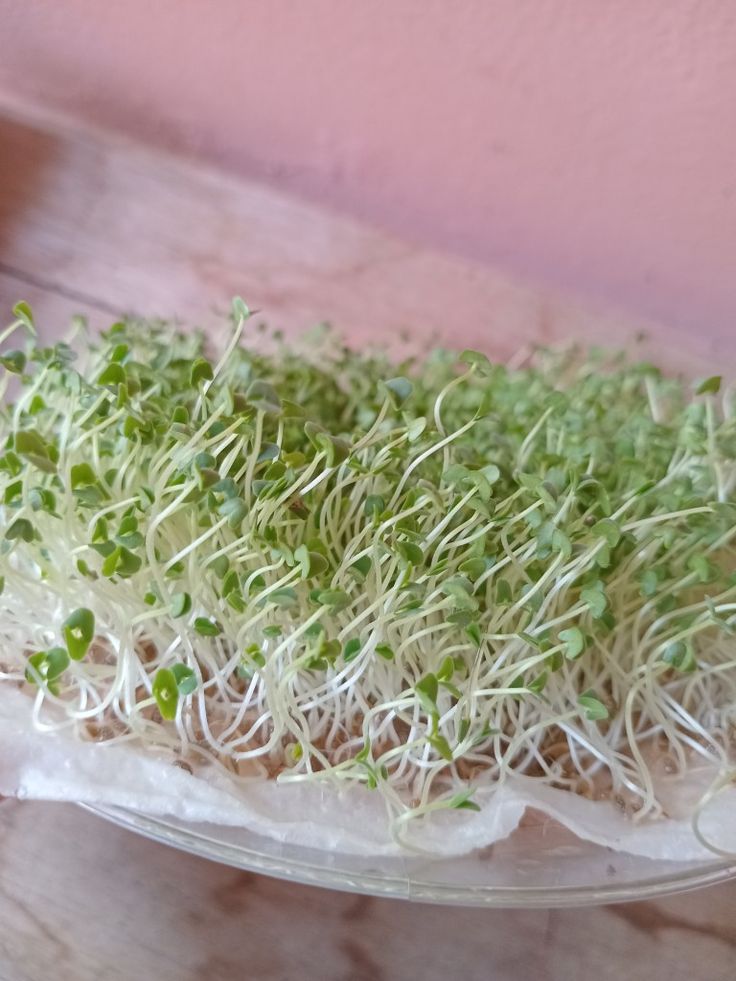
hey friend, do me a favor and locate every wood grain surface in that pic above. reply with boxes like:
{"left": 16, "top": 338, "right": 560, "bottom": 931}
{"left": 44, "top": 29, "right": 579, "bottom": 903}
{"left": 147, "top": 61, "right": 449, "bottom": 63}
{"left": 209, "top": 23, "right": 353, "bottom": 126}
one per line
{"left": 0, "top": 800, "right": 734, "bottom": 981}
{"left": 0, "top": 109, "right": 734, "bottom": 981}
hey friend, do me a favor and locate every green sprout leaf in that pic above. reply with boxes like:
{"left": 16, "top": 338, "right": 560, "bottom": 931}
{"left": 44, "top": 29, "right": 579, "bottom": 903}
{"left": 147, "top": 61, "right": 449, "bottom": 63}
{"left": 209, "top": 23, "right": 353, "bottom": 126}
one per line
{"left": 15, "top": 430, "right": 55, "bottom": 473}
{"left": 688, "top": 553, "right": 718, "bottom": 584}
{"left": 152, "top": 667, "right": 179, "bottom": 720}
{"left": 194, "top": 617, "right": 221, "bottom": 637}
{"left": 350, "top": 555, "right": 372, "bottom": 581}
{"left": 459, "top": 349, "right": 493, "bottom": 376}
{"left": 427, "top": 733, "right": 454, "bottom": 761}
{"left": 695, "top": 375, "right": 722, "bottom": 395}
{"left": 25, "top": 647, "right": 69, "bottom": 694}
{"left": 97, "top": 362, "right": 126, "bottom": 386}
{"left": 592, "top": 518, "right": 621, "bottom": 548}
{"left": 465, "top": 622, "right": 482, "bottom": 647}
{"left": 415, "top": 673, "right": 439, "bottom": 715}
{"left": 315, "top": 589, "right": 350, "bottom": 611}
{"left": 343, "top": 638, "right": 362, "bottom": 662}
{"left": 662, "top": 640, "right": 697, "bottom": 673}
{"left": 231, "top": 296, "right": 251, "bottom": 321}
{"left": 447, "top": 788, "right": 481, "bottom": 812}
{"left": 247, "top": 380, "right": 281, "bottom": 414}
{"left": 559, "top": 626, "right": 586, "bottom": 660}
{"left": 458, "top": 557, "right": 489, "bottom": 579}
{"left": 280, "top": 399, "right": 304, "bottom": 418}
{"left": 578, "top": 690, "right": 609, "bottom": 721}
{"left": 13, "top": 300, "right": 35, "bottom": 331}
{"left": 33, "top": 486, "right": 56, "bottom": 512}
{"left": 5, "top": 518, "right": 34, "bottom": 542}
{"left": 171, "top": 592, "right": 192, "bottom": 617}
{"left": 62, "top": 608, "right": 95, "bottom": 661}
{"left": 219, "top": 497, "right": 248, "bottom": 528}
{"left": 294, "top": 544, "right": 328, "bottom": 580}
{"left": 171, "top": 663, "right": 197, "bottom": 695}
{"left": 70, "top": 462, "right": 97, "bottom": 489}
{"left": 191, "top": 358, "right": 214, "bottom": 385}
{"left": 101, "top": 545, "right": 141, "bottom": 578}
{"left": 397, "top": 540, "right": 424, "bottom": 566}
{"left": 406, "top": 417, "right": 427, "bottom": 442}
{"left": 639, "top": 569, "right": 660, "bottom": 597}
{"left": 364, "top": 495, "right": 385, "bottom": 519}
{"left": 0, "top": 350, "right": 26, "bottom": 374}
{"left": 528, "top": 671, "right": 548, "bottom": 694}
{"left": 382, "top": 377, "right": 413, "bottom": 408}
{"left": 581, "top": 581, "right": 608, "bottom": 620}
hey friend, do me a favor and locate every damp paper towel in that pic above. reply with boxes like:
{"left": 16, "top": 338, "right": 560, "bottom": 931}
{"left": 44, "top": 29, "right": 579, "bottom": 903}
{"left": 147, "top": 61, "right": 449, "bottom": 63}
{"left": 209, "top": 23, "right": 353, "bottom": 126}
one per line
{"left": 1, "top": 686, "right": 733, "bottom": 860}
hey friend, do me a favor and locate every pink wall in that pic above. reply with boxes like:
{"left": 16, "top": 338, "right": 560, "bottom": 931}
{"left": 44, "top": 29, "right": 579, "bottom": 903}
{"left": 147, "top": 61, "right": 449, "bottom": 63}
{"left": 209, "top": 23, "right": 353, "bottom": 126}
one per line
{"left": 1, "top": 0, "right": 735, "bottom": 334}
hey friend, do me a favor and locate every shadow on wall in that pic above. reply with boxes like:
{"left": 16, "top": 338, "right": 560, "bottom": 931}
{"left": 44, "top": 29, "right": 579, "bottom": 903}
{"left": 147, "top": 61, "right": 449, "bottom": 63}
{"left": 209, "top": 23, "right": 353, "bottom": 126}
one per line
{"left": 0, "top": 113, "right": 118, "bottom": 330}
{"left": 0, "top": 113, "right": 60, "bottom": 270}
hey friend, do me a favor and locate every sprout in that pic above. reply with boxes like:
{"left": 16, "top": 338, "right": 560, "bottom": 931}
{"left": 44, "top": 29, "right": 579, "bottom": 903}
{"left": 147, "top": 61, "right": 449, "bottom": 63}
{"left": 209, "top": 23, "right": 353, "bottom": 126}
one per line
{"left": 62, "top": 608, "right": 95, "bottom": 661}
{"left": 152, "top": 667, "right": 179, "bottom": 721}
{"left": 0, "top": 301, "right": 735, "bottom": 846}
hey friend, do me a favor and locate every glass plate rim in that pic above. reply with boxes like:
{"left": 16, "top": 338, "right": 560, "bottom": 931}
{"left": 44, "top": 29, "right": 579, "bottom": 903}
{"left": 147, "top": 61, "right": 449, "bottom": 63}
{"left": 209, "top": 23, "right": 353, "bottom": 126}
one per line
{"left": 83, "top": 803, "right": 736, "bottom": 909}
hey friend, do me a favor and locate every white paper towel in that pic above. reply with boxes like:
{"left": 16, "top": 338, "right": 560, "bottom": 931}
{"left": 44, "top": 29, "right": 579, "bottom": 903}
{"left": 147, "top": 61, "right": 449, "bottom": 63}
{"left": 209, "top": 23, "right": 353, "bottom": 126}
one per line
{"left": 2, "top": 687, "right": 734, "bottom": 860}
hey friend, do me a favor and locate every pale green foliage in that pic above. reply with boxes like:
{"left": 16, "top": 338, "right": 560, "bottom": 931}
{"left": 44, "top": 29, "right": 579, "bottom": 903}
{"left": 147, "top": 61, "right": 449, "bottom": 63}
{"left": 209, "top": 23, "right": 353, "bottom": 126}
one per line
{"left": 1, "top": 301, "right": 735, "bottom": 837}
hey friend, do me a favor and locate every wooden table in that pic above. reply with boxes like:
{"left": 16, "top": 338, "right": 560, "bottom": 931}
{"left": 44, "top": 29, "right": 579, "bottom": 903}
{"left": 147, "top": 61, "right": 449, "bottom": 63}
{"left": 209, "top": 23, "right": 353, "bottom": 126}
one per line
{"left": 1, "top": 109, "right": 735, "bottom": 981}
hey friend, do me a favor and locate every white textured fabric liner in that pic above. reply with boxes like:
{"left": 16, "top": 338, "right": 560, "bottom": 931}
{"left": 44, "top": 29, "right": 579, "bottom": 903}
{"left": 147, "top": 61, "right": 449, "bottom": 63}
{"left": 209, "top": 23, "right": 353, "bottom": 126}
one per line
{"left": 1, "top": 687, "right": 733, "bottom": 859}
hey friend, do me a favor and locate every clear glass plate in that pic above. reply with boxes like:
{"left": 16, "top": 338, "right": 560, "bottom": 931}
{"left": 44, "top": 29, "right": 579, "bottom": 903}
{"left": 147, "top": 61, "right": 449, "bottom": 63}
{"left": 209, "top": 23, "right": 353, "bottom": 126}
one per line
{"left": 85, "top": 804, "right": 736, "bottom": 908}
